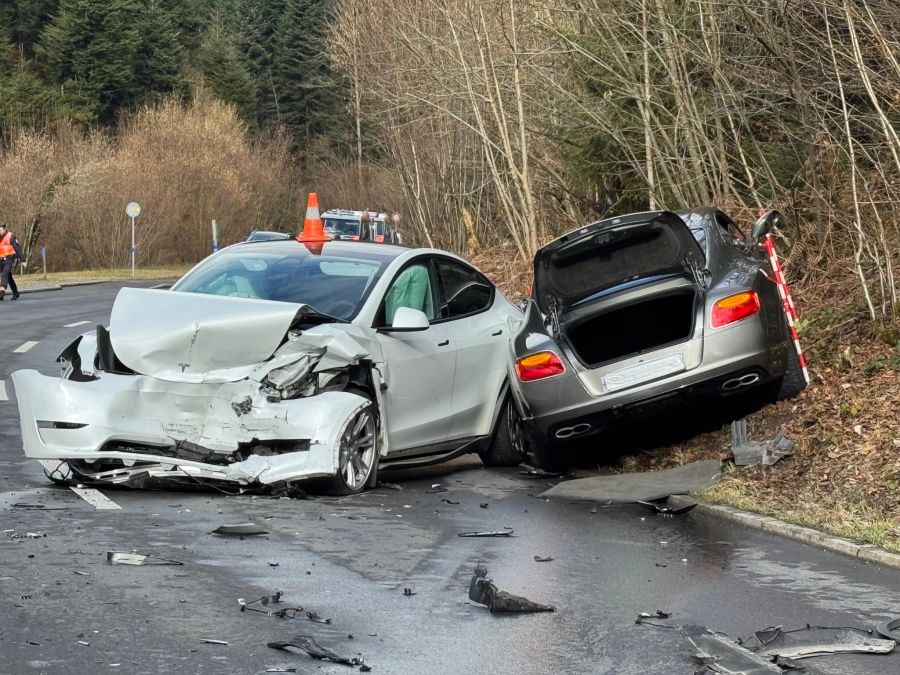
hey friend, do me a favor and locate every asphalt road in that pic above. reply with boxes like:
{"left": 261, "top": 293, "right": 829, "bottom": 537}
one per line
{"left": 2, "top": 283, "right": 900, "bottom": 675}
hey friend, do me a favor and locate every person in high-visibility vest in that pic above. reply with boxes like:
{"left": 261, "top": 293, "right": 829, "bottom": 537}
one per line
{"left": 0, "top": 223, "right": 24, "bottom": 301}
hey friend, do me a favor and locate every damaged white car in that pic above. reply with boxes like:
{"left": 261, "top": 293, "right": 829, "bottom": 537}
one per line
{"left": 12, "top": 240, "right": 525, "bottom": 494}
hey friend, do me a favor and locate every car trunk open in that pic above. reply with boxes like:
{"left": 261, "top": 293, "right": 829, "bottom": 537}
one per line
{"left": 565, "top": 289, "right": 697, "bottom": 366}
{"left": 534, "top": 211, "right": 705, "bottom": 368}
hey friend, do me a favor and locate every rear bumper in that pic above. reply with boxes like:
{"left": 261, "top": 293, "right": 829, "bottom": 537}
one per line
{"left": 11, "top": 369, "right": 368, "bottom": 486}
{"left": 518, "top": 333, "right": 788, "bottom": 446}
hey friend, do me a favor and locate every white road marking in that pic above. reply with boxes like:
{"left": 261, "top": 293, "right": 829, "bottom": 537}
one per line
{"left": 0, "top": 381, "right": 7, "bottom": 401}
{"left": 69, "top": 486, "right": 122, "bottom": 510}
{"left": 64, "top": 321, "right": 91, "bottom": 328}
{"left": 13, "top": 341, "right": 38, "bottom": 353}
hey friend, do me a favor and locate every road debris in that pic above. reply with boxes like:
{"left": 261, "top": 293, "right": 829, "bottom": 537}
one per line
{"left": 533, "top": 556, "right": 554, "bottom": 563}
{"left": 441, "top": 498, "right": 460, "bottom": 505}
{"left": 747, "top": 625, "right": 895, "bottom": 659}
{"left": 12, "top": 502, "right": 68, "bottom": 510}
{"left": 468, "top": 565, "right": 555, "bottom": 613}
{"left": 636, "top": 499, "right": 698, "bottom": 516}
{"left": 403, "top": 588, "right": 416, "bottom": 596}
{"left": 731, "top": 418, "right": 794, "bottom": 466}
{"left": 479, "top": 503, "right": 489, "bottom": 509}
{"left": 306, "top": 611, "right": 332, "bottom": 624}
{"left": 106, "top": 551, "right": 183, "bottom": 566}
{"left": 377, "top": 481, "right": 403, "bottom": 491}
{"left": 268, "top": 636, "right": 365, "bottom": 667}
{"left": 520, "top": 468, "right": 562, "bottom": 479}
{"left": 458, "top": 528, "right": 514, "bottom": 538}
{"left": 540, "top": 460, "right": 722, "bottom": 502}
{"left": 239, "top": 592, "right": 305, "bottom": 618}
{"left": 636, "top": 610, "right": 671, "bottom": 624}
{"left": 212, "top": 522, "right": 269, "bottom": 537}
{"left": 876, "top": 617, "right": 900, "bottom": 641}
{"left": 426, "top": 484, "right": 448, "bottom": 493}
{"left": 201, "top": 639, "right": 229, "bottom": 645}
{"left": 679, "top": 624, "right": 784, "bottom": 673}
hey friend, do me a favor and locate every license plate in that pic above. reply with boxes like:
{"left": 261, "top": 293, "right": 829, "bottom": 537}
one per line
{"left": 603, "top": 353, "right": 685, "bottom": 392}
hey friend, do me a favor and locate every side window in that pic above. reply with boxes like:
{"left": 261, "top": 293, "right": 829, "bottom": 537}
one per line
{"left": 434, "top": 259, "right": 493, "bottom": 320}
{"left": 715, "top": 211, "right": 745, "bottom": 244}
{"left": 379, "top": 261, "right": 438, "bottom": 326}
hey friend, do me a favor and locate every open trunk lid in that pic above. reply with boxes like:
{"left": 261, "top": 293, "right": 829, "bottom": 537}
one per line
{"left": 533, "top": 211, "right": 705, "bottom": 315}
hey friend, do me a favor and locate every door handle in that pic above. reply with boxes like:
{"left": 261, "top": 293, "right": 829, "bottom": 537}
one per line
{"left": 437, "top": 339, "right": 449, "bottom": 347}
{"left": 491, "top": 329, "right": 503, "bottom": 336}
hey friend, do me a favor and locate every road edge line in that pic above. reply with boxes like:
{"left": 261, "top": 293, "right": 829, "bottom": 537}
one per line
{"left": 668, "top": 495, "right": 900, "bottom": 570}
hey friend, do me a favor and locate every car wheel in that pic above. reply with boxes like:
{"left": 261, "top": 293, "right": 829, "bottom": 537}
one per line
{"left": 775, "top": 342, "right": 807, "bottom": 401}
{"left": 479, "top": 397, "right": 527, "bottom": 467}
{"left": 329, "top": 391, "right": 378, "bottom": 495}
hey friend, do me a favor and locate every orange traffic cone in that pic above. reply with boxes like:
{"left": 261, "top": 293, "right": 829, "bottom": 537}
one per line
{"left": 297, "top": 192, "right": 331, "bottom": 253}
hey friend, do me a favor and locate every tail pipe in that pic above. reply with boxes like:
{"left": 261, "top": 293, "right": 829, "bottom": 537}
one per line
{"left": 554, "top": 422, "right": 592, "bottom": 440}
{"left": 721, "top": 373, "right": 760, "bottom": 392}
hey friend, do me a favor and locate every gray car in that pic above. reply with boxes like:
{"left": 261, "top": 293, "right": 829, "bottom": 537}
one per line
{"left": 508, "top": 207, "right": 806, "bottom": 470}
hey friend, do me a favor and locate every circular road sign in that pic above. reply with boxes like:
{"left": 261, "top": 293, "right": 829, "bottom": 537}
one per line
{"left": 391, "top": 212, "right": 401, "bottom": 224}
{"left": 126, "top": 202, "right": 142, "bottom": 218}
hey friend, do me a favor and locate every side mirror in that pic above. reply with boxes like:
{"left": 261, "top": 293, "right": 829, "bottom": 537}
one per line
{"left": 751, "top": 210, "right": 783, "bottom": 241}
{"left": 380, "top": 306, "right": 430, "bottom": 332}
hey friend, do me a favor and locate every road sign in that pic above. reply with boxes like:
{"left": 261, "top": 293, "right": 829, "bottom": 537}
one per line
{"left": 126, "top": 202, "right": 142, "bottom": 218}
{"left": 391, "top": 212, "right": 401, "bottom": 224}
{"left": 125, "top": 202, "right": 141, "bottom": 278}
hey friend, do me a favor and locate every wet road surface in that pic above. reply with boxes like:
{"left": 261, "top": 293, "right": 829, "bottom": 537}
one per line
{"left": 2, "top": 283, "right": 900, "bottom": 674}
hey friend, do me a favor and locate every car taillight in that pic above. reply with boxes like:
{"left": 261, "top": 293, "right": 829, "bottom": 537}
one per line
{"left": 711, "top": 291, "right": 760, "bottom": 328}
{"left": 516, "top": 351, "right": 565, "bottom": 382}
{"left": 349, "top": 235, "right": 360, "bottom": 241}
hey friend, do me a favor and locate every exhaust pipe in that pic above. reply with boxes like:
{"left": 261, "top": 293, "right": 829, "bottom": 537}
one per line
{"left": 555, "top": 422, "right": 592, "bottom": 439}
{"left": 721, "top": 373, "right": 760, "bottom": 392}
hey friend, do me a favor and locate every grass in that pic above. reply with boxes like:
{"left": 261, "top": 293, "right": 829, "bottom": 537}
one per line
{"left": 16, "top": 265, "right": 191, "bottom": 288}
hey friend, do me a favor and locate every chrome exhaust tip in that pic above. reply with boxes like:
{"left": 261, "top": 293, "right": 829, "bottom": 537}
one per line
{"left": 555, "top": 422, "right": 592, "bottom": 439}
{"left": 722, "top": 373, "right": 760, "bottom": 392}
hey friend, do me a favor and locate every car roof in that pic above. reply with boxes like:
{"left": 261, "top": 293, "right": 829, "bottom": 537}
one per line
{"left": 230, "top": 238, "right": 410, "bottom": 262}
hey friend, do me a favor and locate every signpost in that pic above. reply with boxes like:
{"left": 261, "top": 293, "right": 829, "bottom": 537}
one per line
{"left": 125, "top": 202, "right": 141, "bottom": 278}
{"left": 211, "top": 220, "right": 219, "bottom": 253}
{"left": 391, "top": 212, "right": 401, "bottom": 224}
{"left": 40, "top": 247, "right": 46, "bottom": 280}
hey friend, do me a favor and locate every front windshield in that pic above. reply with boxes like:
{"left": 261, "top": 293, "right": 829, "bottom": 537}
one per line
{"left": 172, "top": 249, "right": 383, "bottom": 320}
{"left": 324, "top": 218, "right": 361, "bottom": 236}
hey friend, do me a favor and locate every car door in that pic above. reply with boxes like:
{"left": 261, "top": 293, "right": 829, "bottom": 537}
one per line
{"left": 433, "top": 257, "right": 511, "bottom": 441}
{"left": 373, "top": 258, "right": 456, "bottom": 451}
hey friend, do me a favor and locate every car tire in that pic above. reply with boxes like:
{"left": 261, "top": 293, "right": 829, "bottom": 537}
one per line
{"left": 775, "top": 342, "right": 807, "bottom": 401}
{"left": 328, "top": 389, "right": 378, "bottom": 495}
{"left": 479, "top": 397, "right": 527, "bottom": 467}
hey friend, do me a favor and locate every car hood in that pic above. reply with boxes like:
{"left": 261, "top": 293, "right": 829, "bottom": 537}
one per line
{"left": 109, "top": 288, "right": 321, "bottom": 383}
{"left": 533, "top": 210, "right": 705, "bottom": 313}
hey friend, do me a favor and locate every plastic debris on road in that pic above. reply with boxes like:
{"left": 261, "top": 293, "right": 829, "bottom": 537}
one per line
{"left": 106, "top": 551, "right": 183, "bottom": 566}
{"left": 458, "top": 528, "right": 514, "bottom": 538}
{"left": 268, "top": 635, "right": 365, "bottom": 668}
{"left": 731, "top": 418, "right": 794, "bottom": 466}
{"left": 468, "top": 565, "right": 555, "bottom": 613}
{"left": 211, "top": 523, "right": 269, "bottom": 537}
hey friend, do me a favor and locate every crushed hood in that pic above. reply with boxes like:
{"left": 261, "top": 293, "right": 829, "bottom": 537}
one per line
{"left": 110, "top": 288, "right": 305, "bottom": 383}
{"left": 533, "top": 211, "right": 705, "bottom": 313}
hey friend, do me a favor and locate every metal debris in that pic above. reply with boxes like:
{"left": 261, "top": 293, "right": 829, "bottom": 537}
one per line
{"left": 306, "top": 611, "right": 332, "bottom": 624}
{"left": 636, "top": 499, "right": 698, "bottom": 516}
{"left": 731, "top": 418, "right": 794, "bottom": 466}
{"left": 468, "top": 565, "right": 555, "bottom": 613}
{"left": 268, "top": 636, "right": 364, "bottom": 667}
{"left": 403, "top": 588, "right": 416, "bottom": 596}
{"left": 533, "top": 556, "right": 554, "bottom": 563}
{"left": 441, "top": 498, "right": 460, "bottom": 505}
{"left": 749, "top": 625, "right": 895, "bottom": 659}
{"left": 458, "top": 528, "right": 514, "bottom": 538}
{"left": 201, "top": 639, "right": 229, "bottom": 645}
{"left": 238, "top": 592, "right": 304, "bottom": 618}
{"left": 520, "top": 469, "right": 562, "bottom": 478}
{"left": 106, "top": 551, "right": 183, "bottom": 566}
{"left": 876, "top": 617, "right": 900, "bottom": 641}
{"left": 426, "top": 484, "right": 448, "bottom": 494}
{"left": 636, "top": 610, "right": 671, "bottom": 624}
{"left": 679, "top": 624, "right": 783, "bottom": 674}
{"left": 211, "top": 523, "right": 269, "bottom": 537}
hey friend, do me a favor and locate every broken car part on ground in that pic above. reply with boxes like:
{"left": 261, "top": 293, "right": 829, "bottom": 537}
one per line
{"left": 468, "top": 565, "right": 555, "bottom": 613}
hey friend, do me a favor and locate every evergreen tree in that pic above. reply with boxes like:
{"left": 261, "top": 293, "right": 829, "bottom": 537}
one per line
{"left": 36, "top": 0, "right": 141, "bottom": 124}
{"left": 133, "top": 0, "right": 184, "bottom": 103}
{"left": 6, "top": 0, "right": 58, "bottom": 58}
{"left": 196, "top": 16, "right": 258, "bottom": 128}
{"left": 270, "top": 0, "right": 348, "bottom": 149}
{"left": 234, "top": 0, "right": 286, "bottom": 128}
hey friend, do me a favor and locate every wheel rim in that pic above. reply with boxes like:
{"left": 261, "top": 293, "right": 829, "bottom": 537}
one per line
{"left": 507, "top": 400, "right": 526, "bottom": 458}
{"left": 338, "top": 407, "right": 376, "bottom": 490}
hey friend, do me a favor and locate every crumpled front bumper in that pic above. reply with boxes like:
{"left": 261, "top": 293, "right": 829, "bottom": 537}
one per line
{"left": 12, "top": 369, "right": 368, "bottom": 486}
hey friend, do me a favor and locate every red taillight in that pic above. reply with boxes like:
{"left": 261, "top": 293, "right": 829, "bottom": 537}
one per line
{"left": 711, "top": 291, "right": 760, "bottom": 328}
{"left": 375, "top": 235, "right": 384, "bottom": 243}
{"left": 516, "top": 351, "right": 565, "bottom": 382}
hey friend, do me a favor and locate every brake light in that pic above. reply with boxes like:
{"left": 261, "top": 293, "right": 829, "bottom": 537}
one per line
{"left": 516, "top": 351, "right": 565, "bottom": 382}
{"left": 711, "top": 291, "right": 760, "bottom": 328}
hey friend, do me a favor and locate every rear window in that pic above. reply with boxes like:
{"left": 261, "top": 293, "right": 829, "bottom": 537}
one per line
{"left": 172, "top": 250, "right": 383, "bottom": 320}
{"left": 324, "top": 218, "right": 361, "bottom": 237}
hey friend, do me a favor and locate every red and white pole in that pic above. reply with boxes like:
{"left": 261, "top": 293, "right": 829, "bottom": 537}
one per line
{"left": 763, "top": 233, "right": 810, "bottom": 385}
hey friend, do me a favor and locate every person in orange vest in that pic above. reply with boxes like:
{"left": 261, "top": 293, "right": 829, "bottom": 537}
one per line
{"left": 0, "top": 222, "right": 24, "bottom": 301}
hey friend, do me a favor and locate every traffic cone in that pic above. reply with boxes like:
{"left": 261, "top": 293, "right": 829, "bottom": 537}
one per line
{"left": 297, "top": 192, "right": 330, "bottom": 253}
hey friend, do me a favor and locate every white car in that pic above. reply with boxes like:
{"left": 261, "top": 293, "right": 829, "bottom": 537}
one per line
{"left": 12, "top": 240, "right": 524, "bottom": 494}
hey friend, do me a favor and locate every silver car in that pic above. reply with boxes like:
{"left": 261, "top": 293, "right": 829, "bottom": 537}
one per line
{"left": 508, "top": 208, "right": 806, "bottom": 470}
{"left": 12, "top": 240, "right": 524, "bottom": 494}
